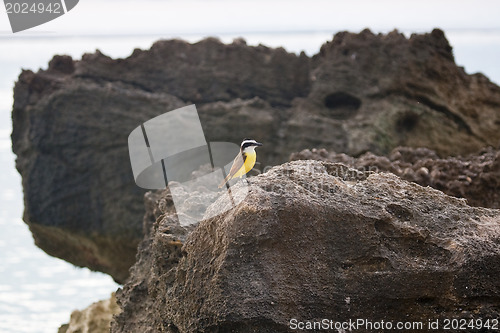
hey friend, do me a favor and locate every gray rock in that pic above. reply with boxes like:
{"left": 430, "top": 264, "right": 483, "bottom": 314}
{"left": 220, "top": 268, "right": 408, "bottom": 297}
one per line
{"left": 12, "top": 68, "right": 186, "bottom": 282}
{"left": 112, "top": 160, "right": 500, "bottom": 332}
{"left": 11, "top": 30, "right": 500, "bottom": 281}
{"left": 11, "top": 40, "right": 308, "bottom": 282}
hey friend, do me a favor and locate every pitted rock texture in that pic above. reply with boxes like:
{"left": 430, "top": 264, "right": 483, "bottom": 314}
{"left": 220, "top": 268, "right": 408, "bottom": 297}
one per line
{"left": 59, "top": 293, "right": 120, "bottom": 333}
{"left": 112, "top": 160, "right": 500, "bottom": 333}
{"left": 12, "top": 29, "right": 500, "bottom": 280}
{"left": 291, "top": 147, "right": 500, "bottom": 208}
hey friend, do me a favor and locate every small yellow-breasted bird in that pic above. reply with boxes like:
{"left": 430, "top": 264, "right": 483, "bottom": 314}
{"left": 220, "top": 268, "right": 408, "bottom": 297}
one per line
{"left": 218, "top": 139, "right": 263, "bottom": 188}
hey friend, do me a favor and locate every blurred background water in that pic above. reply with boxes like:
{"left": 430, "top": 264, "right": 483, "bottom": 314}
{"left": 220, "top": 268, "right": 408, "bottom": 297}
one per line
{"left": 1, "top": 1, "right": 500, "bottom": 332}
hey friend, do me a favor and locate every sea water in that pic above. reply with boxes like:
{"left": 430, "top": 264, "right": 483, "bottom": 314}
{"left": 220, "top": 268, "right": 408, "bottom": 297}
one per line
{"left": 0, "top": 30, "right": 499, "bottom": 333}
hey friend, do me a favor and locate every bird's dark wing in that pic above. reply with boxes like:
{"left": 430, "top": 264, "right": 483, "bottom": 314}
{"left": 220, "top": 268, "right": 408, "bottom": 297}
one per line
{"left": 219, "top": 152, "right": 247, "bottom": 188}
{"left": 227, "top": 152, "right": 246, "bottom": 178}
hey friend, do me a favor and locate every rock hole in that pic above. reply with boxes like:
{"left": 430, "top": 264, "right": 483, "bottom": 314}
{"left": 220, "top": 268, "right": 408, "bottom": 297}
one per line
{"left": 323, "top": 92, "right": 361, "bottom": 120}
{"left": 396, "top": 111, "right": 419, "bottom": 132}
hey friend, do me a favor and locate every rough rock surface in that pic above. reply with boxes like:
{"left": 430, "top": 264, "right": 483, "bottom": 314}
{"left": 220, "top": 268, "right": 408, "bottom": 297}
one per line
{"left": 112, "top": 160, "right": 500, "bottom": 332}
{"left": 291, "top": 147, "right": 500, "bottom": 209}
{"left": 59, "top": 293, "right": 120, "bottom": 333}
{"left": 12, "top": 29, "right": 500, "bottom": 280}
{"left": 293, "top": 29, "right": 500, "bottom": 156}
{"left": 11, "top": 65, "right": 186, "bottom": 282}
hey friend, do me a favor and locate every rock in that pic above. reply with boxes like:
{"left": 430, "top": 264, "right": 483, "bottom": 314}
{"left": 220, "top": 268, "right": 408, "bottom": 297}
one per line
{"left": 286, "top": 29, "right": 500, "bottom": 157}
{"left": 11, "top": 71, "right": 186, "bottom": 282}
{"left": 112, "top": 160, "right": 500, "bottom": 332}
{"left": 291, "top": 146, "right": 500, "bottom": 208}
{"left": 75, "top": 39, "right": 310, "bottom": 107}
{"left": 59, "top": 293, "right": 120, "bottom": 333}
{"left": 12, "top": 30, "right": 500, "bottom": 280}
{"left": 111, "top": 187, "right": 199, "bottom": 333}
{"left": 11, "top": 38, "right": 307, "bottom": 282}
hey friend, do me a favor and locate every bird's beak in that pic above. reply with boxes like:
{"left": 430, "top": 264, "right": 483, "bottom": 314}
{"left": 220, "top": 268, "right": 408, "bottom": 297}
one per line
{"left": 255, "top": 142, "right": 263, "bottom": 146}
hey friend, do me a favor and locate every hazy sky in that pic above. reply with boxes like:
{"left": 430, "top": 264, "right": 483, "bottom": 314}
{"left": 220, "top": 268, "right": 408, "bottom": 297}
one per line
{"left": 1, "top": 0, "right": 500, "bottom": 35}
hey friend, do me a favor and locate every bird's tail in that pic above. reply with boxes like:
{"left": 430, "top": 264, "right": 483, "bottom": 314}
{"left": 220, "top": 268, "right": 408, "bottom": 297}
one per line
{"left": 218, "top": 173, "right": 232, "bottom": 189}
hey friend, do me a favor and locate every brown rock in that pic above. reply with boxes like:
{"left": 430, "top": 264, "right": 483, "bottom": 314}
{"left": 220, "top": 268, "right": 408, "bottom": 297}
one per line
{"left": 291, "top": 146, "right": 500, "bottom": 208}
{"left": 287, "top": 29, "right": 500, "bottom": 156}
{"left": 59, "top": 293, "right": 120, "bottom": 333}
{"left": 112, "top": 160, "right": 500, "bottom": 332}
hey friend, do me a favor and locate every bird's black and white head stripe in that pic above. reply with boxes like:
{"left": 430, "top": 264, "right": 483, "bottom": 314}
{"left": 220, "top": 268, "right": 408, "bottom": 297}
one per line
{"left": 241, "top": 139, "right": 262, "bottom": 151}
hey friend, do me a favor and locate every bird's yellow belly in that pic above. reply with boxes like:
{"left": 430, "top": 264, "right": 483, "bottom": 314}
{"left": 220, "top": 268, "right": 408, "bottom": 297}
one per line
{"left": 232, "top": 151, "right": 256, "bottom": 179}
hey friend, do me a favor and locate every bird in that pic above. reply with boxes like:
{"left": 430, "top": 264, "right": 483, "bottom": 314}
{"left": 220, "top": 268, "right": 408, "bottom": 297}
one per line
{"left": 218, "top": 139, "right": 263, "bottom": 188}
